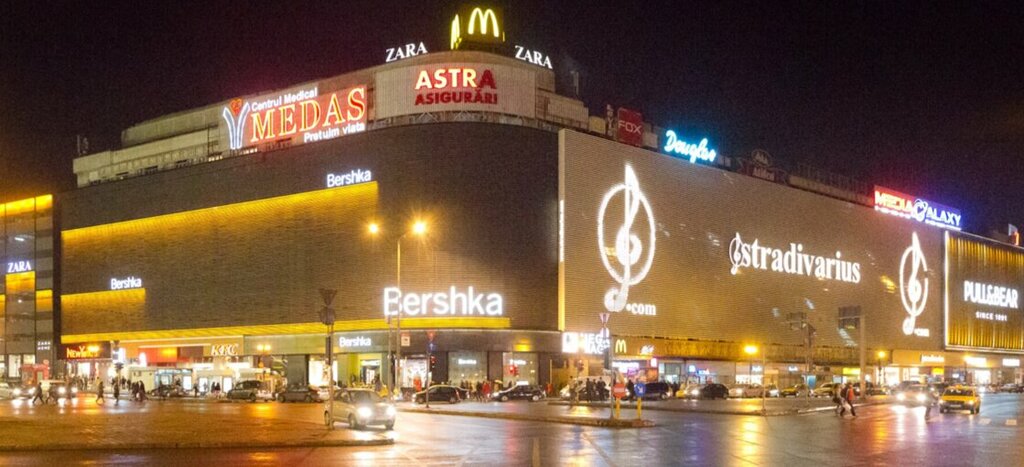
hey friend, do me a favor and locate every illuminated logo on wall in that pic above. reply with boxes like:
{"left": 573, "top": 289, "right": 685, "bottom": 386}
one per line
{"left": 562, "top": 331, "right": 610, "bottom": 355}
{"left": 386, "top": 42, "right": 428, "bottom": 62}
{"left": 383, "top": 286, "right": 503, "bottom": 316}
{"left": 209, "top": 344, "right": 239, "bottom": 357}
{"left": 450, "top": 7, "right": 503, "bottom": 50}
{"left": 221, "top": 85, "right": 367, "bottom": 151}
{"left": 874, "top": 186, "right": 962, "bottom": 230}
{"left": 963, "top": 280, "right": 1019, "bottom": 309}
{"left": 728, "top": 233, "right": 862, "bottom": 283}
{"left": 110, "top": 276, "right": 143, "bottom": 290}
{"left": 663, "top": 130, "right": 717, "bottom": 164}
{"left": 899, "top": 232, "right": 929, "bottom": 336}
{"left": 414, "top": 67, "right": 498, "bottom": 106}
{"left": 65, "top": 343, "right": 108, "bottom": 360}
{"left": 598, "top": 165, "right": 657, "bottom": 316}
{"left": 6, "top": 260, "right": 32, "bottom": 273}
{"left": 514, "top": 45, "right": 552, "bottom": 69}
{"left": 339, "top": 336, "right": 372, "bottom": 348}
{"left": 326, "top": 169, "right": 372, "bottom": 188}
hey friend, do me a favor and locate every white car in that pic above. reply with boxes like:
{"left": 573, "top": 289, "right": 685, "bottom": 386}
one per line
{"left": 325, "top": 388, "right": 396, "bottom": 430}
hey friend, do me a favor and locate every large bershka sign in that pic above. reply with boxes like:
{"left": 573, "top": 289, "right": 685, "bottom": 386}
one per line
{"left": 559, "top": 130, "right": 943, "bottom": 350}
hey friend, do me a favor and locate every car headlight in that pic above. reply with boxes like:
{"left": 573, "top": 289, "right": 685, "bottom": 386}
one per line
{"left": 58, "top": 388, "right": 67, "bottom": 395}
{"left": 896, "top": 393, "right": 906, "bottom": 401}
{"left": 690, "top": 389, "right": 699, "bottom": 396}
{"left": 13, "top": 389, "right": 20, "bottom": 396}
{"left": 386, "top": 406, "right": 397, "bottom": 417}
{"left": 357, "top": 407, "right": 373, "bottom": 419}
{"left": 915, "top": 393, "right": 926, "bottom": 402}
{"left": 72, "top": 387, "right": 79, "bottom": 394}
{"left": 967, "top": 400, "right": 975, "bottom": 405}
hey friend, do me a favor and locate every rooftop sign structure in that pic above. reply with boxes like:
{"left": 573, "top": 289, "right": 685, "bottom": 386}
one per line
{"left": 873, "top": 186, "right": 962, "bottom": 230}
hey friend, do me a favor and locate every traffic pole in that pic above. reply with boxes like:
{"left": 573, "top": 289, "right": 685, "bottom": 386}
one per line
{"left": 637, "top": 397, "right": 642, "bottom": 419}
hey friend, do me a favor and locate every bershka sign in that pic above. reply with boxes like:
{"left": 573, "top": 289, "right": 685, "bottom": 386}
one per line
{"left": 963, "top": 280, "right": 1019, "bottom": 309}
{"left": 728, "top": 233, "right": 862, "bottom": 283}
{"left": 339, "top": 336, "right": 372, "bottom": 348}
{"left": 874, "top": 186, "right": 962, "bottom": 231}
{"left": 383, "top": 286, "right": 503, "bottom": 316}
{"left": 414, "top": 67, "right": 498, "bottom": 106}
{"left": 221, "top": 84, "right": 367, "bottom": 151}
{"left": 110, "top": 276, "right": 143, "bottom": 290}
{"left": 326, "top": 169, "right": 372, "bottom": 188}
{"left": 386, "top": 42, "right": 428, "bottom": 62}
{"left": 514, "top": 45, "right": 552, "bottom": 69}
{"left": 616, "top": 108, "right": 643, "bottom": 147}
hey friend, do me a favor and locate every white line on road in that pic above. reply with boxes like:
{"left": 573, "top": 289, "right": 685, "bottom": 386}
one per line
{"left": 581, "top": 432, "right": 618, "bottom": 467}
{"left": 1006, "top": 419, "right": 1018, "bottom": 426}
{"left": 979, "top": 418, "right": 990, "bottom": 426}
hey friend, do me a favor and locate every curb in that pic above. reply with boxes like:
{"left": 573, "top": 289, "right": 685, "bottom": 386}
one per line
{"left": 399, "top": 407, "right": 654, "bottom": 428}
{"left": 0, "top": 436, "right": 394, "bottom": 452}
{"left": 546, "top": 399, "right": 893, "bottom": 417}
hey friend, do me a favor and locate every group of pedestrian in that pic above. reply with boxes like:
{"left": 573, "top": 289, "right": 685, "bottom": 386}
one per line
{"left": 833, "top": 382, "right": 857, "bottom": 417}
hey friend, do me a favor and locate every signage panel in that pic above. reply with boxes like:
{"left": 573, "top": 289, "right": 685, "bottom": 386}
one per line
{"left": 946, "top": 233, "right": 1024, "bottom": 353}
{"left": 64, "top": 342, "right": 112, "bottom": 360}
{"left": 560, "top": 130, "right": 944, "bottom": 350}
{"left": 873, "top": 186, "right": 962, "bottom": 231}
{"left": 615, "top": 108, "right": 643, "bottom": 147}
{"left": 374, "top": 63, "right": 536, "bottom": 120}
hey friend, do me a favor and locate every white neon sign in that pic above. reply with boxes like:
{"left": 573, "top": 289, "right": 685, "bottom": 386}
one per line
{"left": 514, "top": 45, "right": 552, "bottom": 69}
{"left": 383, "top": 286, "right": 503, "bottom": 316}
{"left": 110, "top": 276, "right": 143, "bottom": 290}
{"left": 598, "top": 165, "right": 656, "bottom": 315}
{"left": 339, "top": 336, "right": 372, "bottom": 348}
{"left": 663, "top": 130, "right": 716, "bottom": 164}
{"left": 899, "top": 233, "right": 929, "bottom": 336}
{"left": 728, "top": 233, "right": 861, "bottom": 283}
{"left": 386, "top": 42, "right": 428, "bottom": 62}
{"left": 326, "top": 169, "right": 372, "bottom": 188}
{"left": 6, "top": 260, "right": 32, "bottom": 273}
{"left": 457, "top": 358, "right": 478, "bottom": 365}
{"left": 562, "top": 332, "right": 609, "bottom": 355}
{"left": 963, "top": 280, "right": 1019, "bottom": 309}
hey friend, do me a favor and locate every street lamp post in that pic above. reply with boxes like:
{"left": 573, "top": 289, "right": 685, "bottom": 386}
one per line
{"left": 877, "top": 350, "right": 887, "bottom": 387}
{"left": 369, "top": 220, "right": 427, "bottom": 400}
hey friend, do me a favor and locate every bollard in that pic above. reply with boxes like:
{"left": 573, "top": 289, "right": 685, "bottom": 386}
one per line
{"left": 637, "top": 398, "right": 643, "bottom": 419}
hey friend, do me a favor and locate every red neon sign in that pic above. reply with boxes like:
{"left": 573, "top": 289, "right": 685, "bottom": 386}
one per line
{"left": 874, "top": 186, "right": 914, "bottom": 216}
{"left": 222, "top": 85, "right": 367, "bottom": 151}
{"left": 414, "top": 68, "right": 498, "bottom": 106}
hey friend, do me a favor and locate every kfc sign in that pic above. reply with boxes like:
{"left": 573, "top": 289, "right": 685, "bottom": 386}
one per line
{"left": 616, "top": 108, "right": 643, "bottom": 147}
{"left": 221, "top": 85, "right": 367, "bottom": 151}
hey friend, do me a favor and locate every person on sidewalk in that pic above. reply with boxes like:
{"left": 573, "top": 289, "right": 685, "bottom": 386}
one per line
{"left": 96, "top": 380, "right": 105, "bottom": 404}
{"left": 482, "top": 380, "right": 491, "bottom": 400}
{"left": 113, "top": 380, "right": 120, "bottom": 405}
{"left": 626, "top": 379, "right": 635, "bottom": 402}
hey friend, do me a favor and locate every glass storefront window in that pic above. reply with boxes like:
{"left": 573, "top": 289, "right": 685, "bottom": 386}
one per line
{"left": 502, "top": 352, "right": 537, "bottom": 385}
{"left": 400, "top": 358, "right": 428, "bottom": 388}
{"left": 448, "top": 351, "right": 486, "bottom": 385}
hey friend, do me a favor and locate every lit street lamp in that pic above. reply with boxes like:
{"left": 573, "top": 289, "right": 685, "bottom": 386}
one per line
{"left": 369, "top": 219, "right": 429, "bottom": 399}
{"left": 876, "top": 350, "right": 887, "bottom": 387}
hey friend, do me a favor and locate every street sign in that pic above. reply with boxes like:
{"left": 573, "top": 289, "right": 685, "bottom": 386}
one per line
{"left": 634, "top": 382, "right": 646, "bottom": 398}
{"left": 319, "top": 288, "right": 338, "bottom": 306}
{"left": 401, "top": 334, "right": 411, "bottom": 347}
{"left": 612, "top": 383, "right": 627, "bottom": 400}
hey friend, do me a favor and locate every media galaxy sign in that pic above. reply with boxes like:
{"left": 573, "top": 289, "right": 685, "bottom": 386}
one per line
{"left": 221, "top": 84, "right": 367, "bottom": 151}
{"left": 874, "top": 186, "right": 962, "bottom": 231}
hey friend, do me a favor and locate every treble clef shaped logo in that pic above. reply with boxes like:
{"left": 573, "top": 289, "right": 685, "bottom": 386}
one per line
{"left": 899, "top": 232, "right": 928, "bottom": 335}
{"left": 598, "top": 165, "right": 656, "bottom": 312}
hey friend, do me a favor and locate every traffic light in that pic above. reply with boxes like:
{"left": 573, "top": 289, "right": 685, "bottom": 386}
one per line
{"left": 429, "top": 354, "right": 437, "bottom": 370}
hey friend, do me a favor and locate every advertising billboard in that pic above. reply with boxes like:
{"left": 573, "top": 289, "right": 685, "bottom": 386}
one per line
{"left": 220, "top": 83, "right": 367, "bottom": 151}
{"left": 374, "top": 63, "right": 536, "bottom": 120}
{"left": 559, "top": 130, "right": 944, "bottom": 350}
{"left": 945, "top": 233, "right": 1024, "bottom": 353}
{"left": 615, "top": 108, "right": 643, "bottom": 147}
{"left": 873, "top": 185, "right": 962, "bottom": 231}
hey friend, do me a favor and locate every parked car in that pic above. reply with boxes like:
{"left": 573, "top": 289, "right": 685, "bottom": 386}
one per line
{"left": 940, "top": 386, "right": 981, "bottom": 414}
{"left": 325, "top": 388, "right": 395, "bottom": 430}
{"left": 413, "top": 385, "right": 467, "bottom": 404}
{"left": 227, "top": 380, "right": 274, "bottom": 402}
{"left": 637, "top": 382, "right": 674, "bottom": 400}
{"left": 894, "top": 384, "right": 931, "bottom": 405}
{"left": 780, "top": 384, "right": 809, "bottom": 398}
{"left": 698, "top": 383, "right": 729, "bottom": 400}
{"left": 277, "top": 384, "right": 322, "bottom": 403}
{"left": 764, "top": 384, "right": 780, "bottom": 397}
{"left": 0, "top": 382, "right": 20, "bottom": 399}
{"left": 150, "top": 384, "right": 187, "bottom": 399}
{"left": 728, "top": 384, "right": 764, "bottom": 398}
{"left": 813, "top": 383, "right": 841, "bottom": 398}
{"left": 492, "top": 384, "right": 545, "bottom": 402}
{"left": 999, "top": 383, "right": 1023, "bottom": 394}
{"left": 676, "top": 383, "right": 703, "bottom": 399}
{"left": 559, "top": 383, "right": 606, "bottom": 401}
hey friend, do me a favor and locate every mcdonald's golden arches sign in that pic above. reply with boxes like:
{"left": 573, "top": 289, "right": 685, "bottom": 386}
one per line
{"left": 450, "top": 6, "right": 505, "bottom": 50}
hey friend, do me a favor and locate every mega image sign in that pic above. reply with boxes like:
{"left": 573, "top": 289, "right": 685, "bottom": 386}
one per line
{"left": 221, "top": 83, "right": 367, "bottom": 151}
{"left": 559, "top": 130, "right": 943, "bottom": 349}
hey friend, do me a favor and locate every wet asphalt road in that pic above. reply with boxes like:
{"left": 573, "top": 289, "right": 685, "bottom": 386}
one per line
{"left": 2, "top": 393, "right": 1022, "bottom": 466}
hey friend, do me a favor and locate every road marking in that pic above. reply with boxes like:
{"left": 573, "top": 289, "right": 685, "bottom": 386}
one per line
{"left": 581, "top": 432, "right": 618, "bottom": 467}
{"left": 1007, "top": 419, "right": 1018, "bottom": 426}
{"left": 979, "top": 418, "right": 990, "bottom": 425}
{"left": 532, "top": 437, "right": 541, "bottom": 467}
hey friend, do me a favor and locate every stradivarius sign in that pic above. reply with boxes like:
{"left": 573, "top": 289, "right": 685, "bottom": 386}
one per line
{"left": 728, "top": 233, "right": 862, "bottom": 283}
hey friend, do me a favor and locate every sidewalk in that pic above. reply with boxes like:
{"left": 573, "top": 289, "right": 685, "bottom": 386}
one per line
{"left": 548, "top": 395, "right": 893, "bottom": 416}
{"left": 0, "top": 397, "right": 392, "bottom": 451}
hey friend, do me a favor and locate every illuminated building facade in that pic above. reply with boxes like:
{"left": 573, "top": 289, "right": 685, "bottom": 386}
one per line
{"left": 1, "top": 195, "right": 56, "bottom": 381}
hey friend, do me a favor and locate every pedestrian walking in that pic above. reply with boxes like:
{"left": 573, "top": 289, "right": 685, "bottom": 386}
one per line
{"left": 138, "top": 381, "right": 147, "bottom": 402}
{"left": 32, "top": 380, "right": 44, "bottom": 405}
{"left": 113, "top": 381, "right": 120, "bottom": 405}
{"left": 924, "top": 389, "right": 937, "bottom": 420}
{"left": 832, "top": 387, "right": 843, "bottom": 416}
{"left": 475, "top": 381, "right": 483, "bottom": 401}
{"left": 839, "top": 382, "right": 856, "bottom": 417}
{"left": 96, "top": 380, "right": 105, "bottom": 404}
{"left": 482, "top": 380, "right": 491, "bottom": 400}
{"left": 626, "top": 379, "right": 635, "bottom": 402}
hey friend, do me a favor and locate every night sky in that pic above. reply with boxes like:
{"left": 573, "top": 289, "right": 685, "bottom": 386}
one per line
{"left": 1, "top": 1, "right": 1022, "bottom": 234}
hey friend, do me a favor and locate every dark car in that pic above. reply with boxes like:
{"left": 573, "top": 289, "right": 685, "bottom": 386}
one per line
{"left": 277, "top": 384, "right": 322, "bottom": 403}
{"left": 492, "top": 384, "right": 545, "bottom": 402}
{"left": 149, "top": 384, "right": 186, "bottom": 399}
{"left": 637, "top": 382, "right": 674, "bottom": 401}
{"left": 413, "top": 385, "right": 467, "bottom": 404}
{"left": 227, "top": 380, "right": 274, "bottom": 402}
{"left": 698, "top": 383, "right": 729, "bottom": 400}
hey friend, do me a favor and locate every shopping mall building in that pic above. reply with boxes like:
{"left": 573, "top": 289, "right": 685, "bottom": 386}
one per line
{"left": 48, "top": 6, "right": 1024, "bottom": 392}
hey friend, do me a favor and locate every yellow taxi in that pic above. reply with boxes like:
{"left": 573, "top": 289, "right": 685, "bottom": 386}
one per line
{"left": 939, "top": 386, "right": 981, "bottom": 414}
